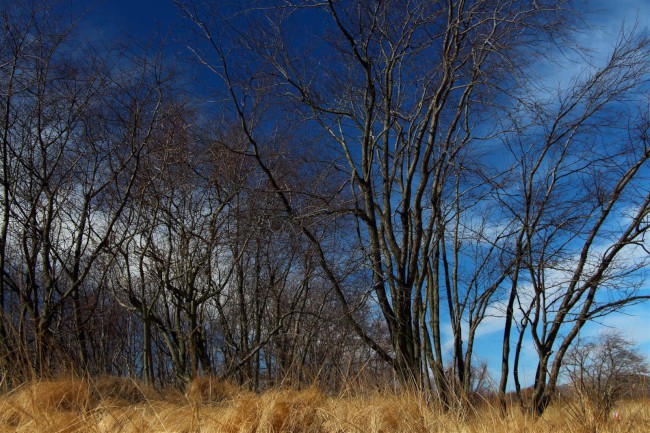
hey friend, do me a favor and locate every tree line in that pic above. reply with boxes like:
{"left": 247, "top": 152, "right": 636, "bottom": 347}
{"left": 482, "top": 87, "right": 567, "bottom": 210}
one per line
{"left": 1, "top": 0, "right": 648, "bottom": 416}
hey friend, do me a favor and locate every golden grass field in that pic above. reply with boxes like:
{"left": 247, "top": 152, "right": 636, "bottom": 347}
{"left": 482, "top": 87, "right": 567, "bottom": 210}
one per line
{"left": 0, "top": 376, "right": 647, "bottom": 432}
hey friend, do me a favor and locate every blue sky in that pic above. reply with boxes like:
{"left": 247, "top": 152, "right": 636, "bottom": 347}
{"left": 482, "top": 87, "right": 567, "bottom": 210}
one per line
{"left": 78, "top": 0, "right": 181, "bottom": 39}
{"left": 74, "top": 0, "right": 650, "bottom": 387}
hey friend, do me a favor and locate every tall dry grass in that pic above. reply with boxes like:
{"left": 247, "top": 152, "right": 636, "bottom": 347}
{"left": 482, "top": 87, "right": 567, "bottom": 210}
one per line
{"left": 0, "top": 376, "right": 647, "bottom": 432}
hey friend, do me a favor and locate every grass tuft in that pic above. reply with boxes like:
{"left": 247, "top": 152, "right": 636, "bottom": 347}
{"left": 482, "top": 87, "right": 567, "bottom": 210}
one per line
{"left": 0, "top": 377, "right": 647, "bottom": 432}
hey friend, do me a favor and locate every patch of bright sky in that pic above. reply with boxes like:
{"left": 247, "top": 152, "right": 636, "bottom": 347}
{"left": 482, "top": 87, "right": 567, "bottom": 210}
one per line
{"left": 532, "top": 0, "right": 649, "bottom": 94}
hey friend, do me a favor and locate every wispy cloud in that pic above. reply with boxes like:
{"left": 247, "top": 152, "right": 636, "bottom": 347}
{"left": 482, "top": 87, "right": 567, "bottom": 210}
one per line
{"left": 530, "top": 0, "right": 649, "bottom": 98}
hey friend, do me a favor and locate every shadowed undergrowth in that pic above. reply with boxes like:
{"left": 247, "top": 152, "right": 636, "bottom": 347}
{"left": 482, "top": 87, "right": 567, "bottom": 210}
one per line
{"left": 0, "top": 377, "right": 647, "bottom": 432}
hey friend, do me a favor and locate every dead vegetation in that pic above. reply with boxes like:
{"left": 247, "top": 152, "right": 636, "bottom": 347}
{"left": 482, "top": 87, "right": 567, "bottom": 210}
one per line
{"left": 0, "top": 377, "right": 648, "bottom": 432}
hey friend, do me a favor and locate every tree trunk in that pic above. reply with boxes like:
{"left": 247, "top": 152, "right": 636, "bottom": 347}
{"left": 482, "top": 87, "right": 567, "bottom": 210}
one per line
{"left": 143, "top": 316, "right": 154, "bottom": 385}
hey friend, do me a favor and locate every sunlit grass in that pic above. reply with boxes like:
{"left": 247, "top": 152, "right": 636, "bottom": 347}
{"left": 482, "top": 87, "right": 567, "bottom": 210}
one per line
{"left": 0, "top": 377, "right": 647, "bottom": 432}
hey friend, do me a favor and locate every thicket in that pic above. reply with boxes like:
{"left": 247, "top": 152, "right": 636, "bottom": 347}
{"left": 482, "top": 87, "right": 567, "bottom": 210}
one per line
{"left": 1, "top": 0, "right": 648, "bottom": 419}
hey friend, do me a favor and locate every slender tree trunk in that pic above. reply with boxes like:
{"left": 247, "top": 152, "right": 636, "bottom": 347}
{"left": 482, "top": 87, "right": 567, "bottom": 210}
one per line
{"left": 143, "top": 316, "right": 154, "bottom": 385}
{"left": 72, "top": 290, "right": 89, "bottom": 369}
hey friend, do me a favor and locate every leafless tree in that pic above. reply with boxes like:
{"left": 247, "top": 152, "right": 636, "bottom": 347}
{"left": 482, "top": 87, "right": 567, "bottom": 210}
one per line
{"left": 174, "top": 0, "right": 570, "bottom": 405}
{"left": 1, "top": 1, "right": 647, "bottom": 416}
{"left": 563, "top": 331, "right": 649, "bottom": 421}
{"left": 0, "top": 0, "right": 168, "bottom": 376}
{"left": 494, "top": 28, "right": 650, "bottom": 414}
{"left": 175, "top": 0, "right": 649, "bottom": 413}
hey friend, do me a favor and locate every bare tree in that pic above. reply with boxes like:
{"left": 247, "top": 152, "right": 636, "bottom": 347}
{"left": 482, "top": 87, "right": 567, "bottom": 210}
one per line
{"left": 563, "top": 331, "right": 649, "bottom": 421}
{"left": 174, "top": 0, "right": 650, "bottom": 414}
{"left": 495, "top": 28, "right": 650, "bottom": 414}
{"left": 112, "top": 100, "right": 233, "bottom": 383}
{"left": 174, "top": 0, "right": 569, "bottom": 405}
{"left": 0, "top": 0, "right": 168, "bottom": 376}
{"left": 1, "top": 1, "right": 647, "bottom": 416}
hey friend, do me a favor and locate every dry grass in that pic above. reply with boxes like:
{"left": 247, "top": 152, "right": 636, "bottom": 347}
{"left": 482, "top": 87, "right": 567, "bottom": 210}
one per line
{"left": 0, "top": 377, "right": 647, "bottom": 432}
